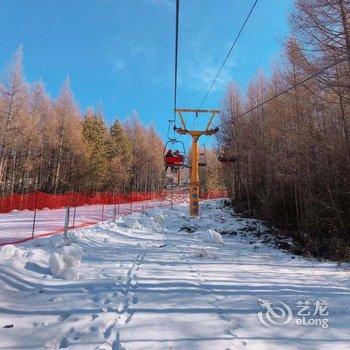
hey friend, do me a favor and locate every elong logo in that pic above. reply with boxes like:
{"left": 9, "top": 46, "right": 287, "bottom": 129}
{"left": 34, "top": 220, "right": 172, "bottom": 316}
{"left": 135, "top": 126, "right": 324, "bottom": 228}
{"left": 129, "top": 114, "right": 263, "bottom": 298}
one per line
{"left": 257, "top": 298, "right": 329, "bottom": 329}
{"left": 257, "top": 298, "right": 293, "bottom": 327}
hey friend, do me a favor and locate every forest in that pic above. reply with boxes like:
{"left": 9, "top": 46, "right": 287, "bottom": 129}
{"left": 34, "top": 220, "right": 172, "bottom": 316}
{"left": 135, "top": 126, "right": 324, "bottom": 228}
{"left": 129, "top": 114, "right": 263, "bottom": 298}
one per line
{"left": 219, "top": 0, "right": 350, "bottom": 260}
{"left": 0, "top": 49, "right": 165, "bottom": 196}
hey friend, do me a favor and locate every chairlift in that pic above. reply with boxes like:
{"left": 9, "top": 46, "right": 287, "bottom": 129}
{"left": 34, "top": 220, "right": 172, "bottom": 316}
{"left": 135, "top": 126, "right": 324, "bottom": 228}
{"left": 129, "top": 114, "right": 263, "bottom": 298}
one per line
{"left": 163, "top": 140, "right": 186, "bottom": 170}
{"left": 217, "top": 142, "right": 238, "bottom": 163}
{"left": 186, "top": 147, "right": 206, "bottom": 168}
{"left": 198, "top": 148, "right": 207, "bottom": 167}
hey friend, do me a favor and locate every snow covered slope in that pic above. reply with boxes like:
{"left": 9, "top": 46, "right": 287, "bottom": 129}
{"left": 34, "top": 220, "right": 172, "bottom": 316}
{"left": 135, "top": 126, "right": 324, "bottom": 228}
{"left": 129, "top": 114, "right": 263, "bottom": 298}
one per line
{"left": 0, "top": 200, "right": 349, "bottom": 349}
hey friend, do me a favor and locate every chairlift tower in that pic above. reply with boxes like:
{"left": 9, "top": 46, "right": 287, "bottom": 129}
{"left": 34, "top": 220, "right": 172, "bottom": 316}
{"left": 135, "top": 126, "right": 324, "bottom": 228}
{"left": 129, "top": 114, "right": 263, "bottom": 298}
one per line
{"left": 174, "top": 108, "right": 219, "bottom": 216}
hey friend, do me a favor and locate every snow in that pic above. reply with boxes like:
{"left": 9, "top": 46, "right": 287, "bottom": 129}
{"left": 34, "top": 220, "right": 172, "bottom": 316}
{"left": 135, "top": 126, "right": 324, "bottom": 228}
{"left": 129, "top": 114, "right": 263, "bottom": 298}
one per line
{"left": 146, "top": 207, "right": 165, "bottom": 223}
{"left": 49, "top": 244, "right": 84, "bottom": 279}
{"left": 199, "top": 229, "right": 224, "bottom": 244}
{"left": 50, "top": 234, "right": 67, "bottom": 249}
{"left": 123, "top": 216, "right": 143, "bottom": 230}
{"left": 0, "top": 245, "right": 17, "bottom": 260}
{"left": 0, "top": 199, "right": 349, "bottom": 349}
{"left": 0, "top": 244, "right": 26, "bottom": 260}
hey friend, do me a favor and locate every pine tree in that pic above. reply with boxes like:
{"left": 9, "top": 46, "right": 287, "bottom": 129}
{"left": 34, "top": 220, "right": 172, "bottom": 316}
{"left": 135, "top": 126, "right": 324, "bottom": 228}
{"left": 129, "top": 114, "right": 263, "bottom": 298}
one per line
{"left": 108, "top": 119, "right": 133, "bottom": 192}
{"left": 82, "top": 109, "right": 110, "bottom": 192}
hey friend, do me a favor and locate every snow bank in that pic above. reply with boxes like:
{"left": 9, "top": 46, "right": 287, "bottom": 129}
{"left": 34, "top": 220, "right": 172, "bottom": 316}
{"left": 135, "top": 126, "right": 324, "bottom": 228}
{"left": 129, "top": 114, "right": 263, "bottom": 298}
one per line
{"left": 192, "top": 249, "right": 218, "bottom": 259}
{"left": 199, "top": 229, "right": 224, "bottom": 244}
{"left": 0, "top": 244, "right": 26, "bottom": 260}
{"left": 114, "top": 215, "right": 124, "bottom": 224}
{"left": 49, "top": 244, "right": 84, "bottom": 279}
{"left": 0, "top": 244, "right": 16, "bottom": 260}
{"left": 123, "top": 217, "right": 142, "bottom": 230}
{"left": 147, "top": 208, "right": 165, "bottom": 223}
{"left": 49, "top": 234, "right": 67, "bottom": 249}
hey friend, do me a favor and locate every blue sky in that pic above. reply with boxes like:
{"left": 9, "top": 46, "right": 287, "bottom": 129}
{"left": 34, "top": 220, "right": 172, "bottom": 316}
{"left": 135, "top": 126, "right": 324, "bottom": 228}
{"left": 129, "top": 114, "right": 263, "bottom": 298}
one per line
{"left": 0, "top": 0, "right": 293, "bottom": 146}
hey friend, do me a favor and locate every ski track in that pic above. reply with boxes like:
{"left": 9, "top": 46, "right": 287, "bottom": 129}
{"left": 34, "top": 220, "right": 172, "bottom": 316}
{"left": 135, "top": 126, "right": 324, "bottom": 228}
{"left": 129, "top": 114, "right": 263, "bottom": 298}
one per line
{"left": 0, "top": 200, "right": 350, "bottom": 349}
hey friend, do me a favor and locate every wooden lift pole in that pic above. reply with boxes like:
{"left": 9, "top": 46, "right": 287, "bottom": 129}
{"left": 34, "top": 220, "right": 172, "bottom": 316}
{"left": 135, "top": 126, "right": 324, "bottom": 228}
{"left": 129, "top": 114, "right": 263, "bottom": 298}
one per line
{"left": 175, "top": 108, "right": 219, "bottom": 216}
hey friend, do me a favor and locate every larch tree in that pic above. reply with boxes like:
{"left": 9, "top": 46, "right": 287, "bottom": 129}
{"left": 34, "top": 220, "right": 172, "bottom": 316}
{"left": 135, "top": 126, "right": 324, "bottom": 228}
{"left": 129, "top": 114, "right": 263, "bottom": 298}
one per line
{"left": 52, "top": 78, "right": 84, "bottom": 194}
{"left": 0, "top": 49, "right": 166, "bottom": 204}
{"left": 124, "top": 113, "right": 164, "bottom": 193}
{"left": 0, "top": 47, "right": 30, "bottom": 196}
{"left": 218, "top": 0, "right": 350, "bottom": 260}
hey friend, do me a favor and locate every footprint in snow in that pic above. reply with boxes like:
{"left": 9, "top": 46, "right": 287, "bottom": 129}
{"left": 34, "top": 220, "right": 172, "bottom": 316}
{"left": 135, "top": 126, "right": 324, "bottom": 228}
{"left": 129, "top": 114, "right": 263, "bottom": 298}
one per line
{"left": 104, "top": 321, "right": 117, "bottom": 339}
{"left": 225, "top": 329, "right": 237, "bottom": 337}
{"left": 91, "top": 313, "right": 99, "bottom": 321}
{"left": 58, "top": 312, "right": 72, "bottom": 321}
{"left": 56, "top": 329, "right": 82, "bottom": 349}
{"left": 131, "top": 293, "right": 138, "bottom": 304}
{"left": 33, "top": 321, "right": 46, "bottom": 327}
{"left": 219, "top": 314, "right": 241, "bottom": 329}
{"left": 119, "top": 312, "right": 134, "bottom": 325}
{"left": 58, "top": 336, "right": 70, "bottom": 348}
{"left": 112, "top": 331, "right": 127, "bottom": 350}
{"left": 117, "top": 303, "right": 126, "bottom": 313}
{"left": 93, "top": 294, "right": 101, "bottom": 302}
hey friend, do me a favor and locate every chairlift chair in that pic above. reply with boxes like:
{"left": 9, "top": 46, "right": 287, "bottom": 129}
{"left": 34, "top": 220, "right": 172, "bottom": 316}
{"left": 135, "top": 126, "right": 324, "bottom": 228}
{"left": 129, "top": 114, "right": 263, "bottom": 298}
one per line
{"left": 198, "top": 150, "right": 207, "bottom": 167}
{"left": 217, "top": 142, "right": 238, "bottom": 163}
{"left": 164, "top": 140, "right": 186, "bottom": 171}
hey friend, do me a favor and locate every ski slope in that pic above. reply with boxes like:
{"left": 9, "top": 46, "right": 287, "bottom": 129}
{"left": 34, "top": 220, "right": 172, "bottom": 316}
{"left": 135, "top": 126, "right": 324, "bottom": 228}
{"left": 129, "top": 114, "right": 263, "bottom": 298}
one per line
{"left": 0, "top": 200, "right": 349, "bottom": 349}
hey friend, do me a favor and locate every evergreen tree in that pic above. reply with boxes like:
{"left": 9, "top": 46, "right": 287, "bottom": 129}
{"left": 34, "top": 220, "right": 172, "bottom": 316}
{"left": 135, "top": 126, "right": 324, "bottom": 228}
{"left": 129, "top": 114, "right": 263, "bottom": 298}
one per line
{"left": 82, "top": 109, "right": 110, "bottom": 192}
{"left": 107, "top": 119, "right": 133, "bottom": 192}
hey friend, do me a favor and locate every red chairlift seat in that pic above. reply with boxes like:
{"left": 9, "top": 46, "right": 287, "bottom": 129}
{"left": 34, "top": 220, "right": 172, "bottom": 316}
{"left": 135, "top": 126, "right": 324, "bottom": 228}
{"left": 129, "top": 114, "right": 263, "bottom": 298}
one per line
{"left": 164, "top": 153, "right": 185, "bottom": 167}
{"left": 164, "top": 139, "right": 186, "bottom": 169}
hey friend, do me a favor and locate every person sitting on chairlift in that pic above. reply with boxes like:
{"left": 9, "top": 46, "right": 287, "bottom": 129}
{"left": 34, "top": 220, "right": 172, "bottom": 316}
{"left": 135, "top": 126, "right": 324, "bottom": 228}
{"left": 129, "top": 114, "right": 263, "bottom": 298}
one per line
{"left": 172, "top": 150, "right": 181, "bottom": 172}
{"left": 165, "top": 149, "right": 174, "bottom": 172}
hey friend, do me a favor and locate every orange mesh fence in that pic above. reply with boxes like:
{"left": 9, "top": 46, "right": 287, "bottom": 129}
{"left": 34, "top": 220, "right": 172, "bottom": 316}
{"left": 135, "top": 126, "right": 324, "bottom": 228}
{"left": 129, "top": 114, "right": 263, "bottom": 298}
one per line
{"left": 0, "top": 189, "right": 228, "bottom": 246}
{"left": 0, "top": 191, "right": 170, "bottom": 246}
{"left": 0, "top": 191, "right": 166, "bottom": 214}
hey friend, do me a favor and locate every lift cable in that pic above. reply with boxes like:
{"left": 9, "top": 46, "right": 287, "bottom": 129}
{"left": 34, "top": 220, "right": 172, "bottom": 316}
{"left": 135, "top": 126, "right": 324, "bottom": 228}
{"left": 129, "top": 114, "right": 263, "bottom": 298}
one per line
{"left": 198, "top": 0, "right": 258, "bottom": 110}
{"left": 200, "top": 56, "right": 348, "bottom": 148}
{"left": 184, "top": 0, "right": 258, "bottom": 150}
{"left": 172, "top": 0, "right": 180, "bottom": 141}
{"left": 216, "top": 57, "right": 348, "bottom": 128}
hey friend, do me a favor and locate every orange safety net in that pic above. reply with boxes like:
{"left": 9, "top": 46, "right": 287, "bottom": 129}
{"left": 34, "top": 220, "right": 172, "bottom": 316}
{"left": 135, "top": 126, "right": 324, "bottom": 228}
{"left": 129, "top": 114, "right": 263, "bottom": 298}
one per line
{"left": 0, "top": 189, "right": 228, "bottom": 246}
{"left": 0, "top": 191, "right": 167, "bottom": 214}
